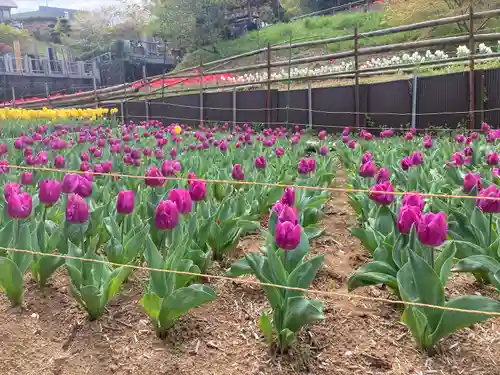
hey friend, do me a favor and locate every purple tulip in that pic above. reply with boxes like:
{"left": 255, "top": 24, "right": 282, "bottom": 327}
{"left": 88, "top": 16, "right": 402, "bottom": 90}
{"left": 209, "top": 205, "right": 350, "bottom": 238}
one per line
{"left": 452, "top": 152, "right": 464, "bottom": 166}
{"left": 280, "top": 187, "right": 295, "bottom": 206}
{"left": 463, "top": 172, "right": 482, "bottom": 193}
{"left": 278, "top": 205, "right": 299, "bottom": 225}
{"left": 232, "top": 164, "right": 245, "bottom": 180}
{"left": 66, "top": 194, "right": 89, "bottom": 224}
{"left": 168, "top": 189, "right": 193, "bottom": 214}
{"left": 455, "top": 134, "right": 465, "bottom": 143}
{"left": 155, "top": 200, "right": 179, "bottom": 230}
{"left": 54, "top": 154, "right": 65, "bottom": 169}
{"left": 255, "top": 156, "right": 267, "bottom": 169}
{"left": 275, "top": 147, "right": 284, "bottom": 157}
{"left": 145, "top": 167, "right": 165, "bottom": 187}
{"left": 14, "top": 138, "right": 24, "bottom": 149}
{"left": 102, "top": 161, "right": 112, "bottom": 173}
{"left": 402, "top": 191, "right": 425, "bottom": 211}
{"left": 481, "top": 122, "right": 490, "bottom": 133}
{"left": 36, "top": 151, "right": 48, "bottom": 165}
{"left": 39, "top": 180, "right": 62, "bottom": 206}
{"left": 117, "top": 190, "right": 135, "bottom": 215}
{"left": 75, "top": 176, "right": 92, "bottom": 198}
{"left": 376, "top": 168, "right": 390, "bottom": 184}
{"left": 493, "top": 168, "right": 500, "bottom": 181}
{"left": 81, "top": 152, "right": 90, "bottom": 162}
{"left": 476, "top": 185, "right": 500, "bottom": 213}
{"left": 342, "top": 127, "right": 350, "bottom": 136}
{"left": 359, "top": 161, "right": 377, "bottom": 178}
{"left": 347, "top": 140, "right": 356, "bottom": 149}
{"left": 423, "top": 136, "right": 433, "bottom": 149}
{"left": 21, "top": 172, "right": 33, "bottom": 186}
{"left": 361, "top": 152, "right": 372, "bottom": 164}
{"left": 275, "top": 221, "right": 301, "bottom": 251}
{"left": 8, "top": 192, "right": 32, "bottom": 219}
{"left": 188, "top": 180, "right": 206, "bottom": 201}
{"left": 4, "top": 183, "right": 21, "bottom": 202}
{"left": 161, "top": 160, "right": 182, "bottom": 177}
{"left": 464, "top": 147, "right": 473, "bottom": 157}
{"left": 369, "top": 181, "right": 395, "bottom": 205}
{"left": 0, "top": 160, "right": 8, "bottom": 174}
{"left": 411, "top": 152, "right": 423, "bottom": 166}
{"left": 397, "top": 205, "right": 422, "bottom": 234}
{"left": 319, "top": 146, "right": 328, "bottom": 156}
{"left": 416, "top": 212, "right": 448, "bottom": 246}
{"left": 487, "top": 153, "right": 499, "bottom": 166}
{"left": 401, "top": 157, "right": 412, "bottom": 171}
{"left": 62, "top": 174, "right": 79, "bottom": 194}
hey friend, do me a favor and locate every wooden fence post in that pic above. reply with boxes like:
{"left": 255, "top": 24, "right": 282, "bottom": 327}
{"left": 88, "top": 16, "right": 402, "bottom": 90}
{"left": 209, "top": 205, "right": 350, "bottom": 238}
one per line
{"left": 308, "top": 83, "right": 313, "bottom": 130}
{"left": 468, "top": 5, "right": 475, "bottom": 130}
{"left": 232, "top": 87, "right": 237, "bottom": 127}
{"left": 266, "top": 43, "right": 272, "bottom": 127}
{"left": 354, "top": 26, "right": 360, "bottom": 129}
{"left": 143, "top": 64, "right": 149, "bottom": 122}
{"left": 199, "top": 57, "right": 204, "bottom": 125}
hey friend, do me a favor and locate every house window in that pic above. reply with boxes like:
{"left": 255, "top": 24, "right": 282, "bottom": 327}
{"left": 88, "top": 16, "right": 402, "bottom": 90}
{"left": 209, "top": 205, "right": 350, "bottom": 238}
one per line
{"left": 64, "top": 11, "right": 69, "bottom": 18}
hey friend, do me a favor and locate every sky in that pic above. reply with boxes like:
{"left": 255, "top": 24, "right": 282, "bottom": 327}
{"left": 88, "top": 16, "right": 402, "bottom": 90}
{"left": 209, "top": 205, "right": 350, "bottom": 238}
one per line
{"left": 12, "top": 0, "right": 116, "bottom": 12}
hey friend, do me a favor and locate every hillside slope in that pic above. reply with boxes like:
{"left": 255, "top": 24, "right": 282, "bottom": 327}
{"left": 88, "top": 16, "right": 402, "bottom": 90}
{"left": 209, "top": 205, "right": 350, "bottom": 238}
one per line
{"left": 175, "top": 8, "right": 500, "bottom": 72}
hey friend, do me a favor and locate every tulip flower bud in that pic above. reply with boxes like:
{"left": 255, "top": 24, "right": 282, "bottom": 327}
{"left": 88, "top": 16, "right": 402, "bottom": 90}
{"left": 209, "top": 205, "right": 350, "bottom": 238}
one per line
{"left": 476, "top": 185, "right": 500, "bottom": 213}
{"left": 347, "top": 140, "right": 356, "bottom": 149}
{"left": 411, "top": 152, "right": 423, "bottom": 166}
{"left": 54, "top": 154, "right": 65, "bottom": 169}
{"left": 75, "top": 176, "right": 92, "bottom": 198}
{"left": 376, "top": 168, "right": 390, "bottom": 184}
{"left": 275, "top": 147, "right": 284, "bottom": 157}
{"left": 463, "top": 172, "right": 482, "bottom": 193}
{"left": 4, "top": 183, "right": 21, "bottom": 202}
{"left": 416, "top": 212, "right": 448, "bottom": 246}
{"left": 81, "top": 152, "right": 90, "bottom": 162}
{"left": 275, "top": 221, "right": 301, "bottom": 251}
{"left": 168, "top": 189, "right": 193, "bottom": 213}
{"left": 278, "top": 205, "right": 299, "bottom": 224}
{"left": 21, "top": 172, "right": 33, "bottom": 186}
{"left": 369, "top": 181, "right": 395, "bottom": 205}
{"left": 319, "top": 146, "right": 328, "bottom": 156}
{"left": 280, "top": 187, "right": 295, "bottom": 206}
{"left": 0, "top": 160, "right": 9, "bottom": 174}
{"left": 39, "top": 179, "right": 62, "bottom": 206}
{"left": 318, "top": 130, "right": 327, "bottom": 140}
{"left": 161, "top": 160, "right": 181, "bottom": 177}
{"left": 232, "top": 164, "right": 245, "bottom": 180}
{"left": 62, "top": 173, "right": 80, "bottom": 194}
{"left": 423, "top": 136, "right": 433, "bottom": 149}
{"left": 397, "top": 205, "right": 422, "bottom": 234}
{"left": 66, "top": 194, "right": 90, "bottom": 224}
{"left": 452, "top": 152, "right": 464, "bottom": 166}
{"left": 117, "top": 190, "right": 135, "bottom": 215}
{"left": 455, "top": 134, "right": 465, "bottom": 143}
{"left": 361, "top": 152, "right": 372, "bottom": 164}
{"left": 8, "top": 192, "right": 32, "bottom": 219}
{"left": 487, "top": 152, "right": 499, "bottom": 166}
{"left": 401, "top": 156, "right": 412, "bottom": 171}
{"left": 188, "top": 180, "right": 206, "bottom": 201}
{"left": 359, "top": 159, "right": 377, "bottom": 178}
{"left": 145, "top": 167, "right": 165, "bottom": 187}
{"left": 402, "top": 191, "right": 425, "bottom": 211}
{"left": 155, "top": 200, "right": 179, "bottom": 230}
{"left": 255, "top": 155, "right": 267, "bottom": 169}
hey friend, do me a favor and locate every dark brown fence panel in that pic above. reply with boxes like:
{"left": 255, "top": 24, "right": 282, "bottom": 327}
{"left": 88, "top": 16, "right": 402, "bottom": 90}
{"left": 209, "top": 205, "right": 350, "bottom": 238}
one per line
{"left": 366, "top": 79, "right": 412, "bottom": 130}
{"left": 204, "top": 91, "right": 232, "bottom": 124}
{"left": 150, "top": 94, "right": 200, "bottom": 125}
{"left": 311, "top": 86, "right": 355, "bottom": 132}
{"left": 416, "top": 72, "right": 468, "bottom": 130}
{"left": 483, "top": 68, "right": 500, "bottom": 127}
{"left": 236, "top": 90, "right": 269, "bottom": 124}
{"left": 276, "top": 89, "right": 308, "bottom": 128}
{"left": 125, "top": 101, "right": 147, "bottom": 123}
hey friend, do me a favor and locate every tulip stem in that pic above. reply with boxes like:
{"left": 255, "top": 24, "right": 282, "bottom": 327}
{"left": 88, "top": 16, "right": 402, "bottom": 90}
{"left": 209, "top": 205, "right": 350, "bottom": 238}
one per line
{"left": 488, "top": 213, "right": 493, "bottom": 245}
{"left": 80, "top": 226, "right": 86, "bottom": 255}
{"left": 122, "top": 216, "right": 126, "bottom": 245}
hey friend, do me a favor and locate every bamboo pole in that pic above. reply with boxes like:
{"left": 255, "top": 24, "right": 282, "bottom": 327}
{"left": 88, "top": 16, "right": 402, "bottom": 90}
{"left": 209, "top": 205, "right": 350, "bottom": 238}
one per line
{"left": 266, "top": 43, "right": 272, "bottom": 126}
{"left": 354, "top": 26, "right": 360, "bottom": 129}
{"left": 469, "top": 5, "right": 476, "bottom": 130}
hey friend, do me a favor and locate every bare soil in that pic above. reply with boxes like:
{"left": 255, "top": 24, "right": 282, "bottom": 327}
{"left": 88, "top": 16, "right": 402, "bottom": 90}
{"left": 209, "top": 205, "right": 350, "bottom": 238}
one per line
{"left": 1, "top": 170, "right": 499, "bottom": 375}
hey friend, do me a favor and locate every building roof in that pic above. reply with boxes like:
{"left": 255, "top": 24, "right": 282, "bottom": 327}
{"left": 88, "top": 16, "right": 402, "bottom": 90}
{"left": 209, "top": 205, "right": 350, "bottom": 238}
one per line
{"left": 0, "top": 0, "right": 17, "bottom": 8}
{"left": 12, "top": 6, "right": 78, "bottom": 21}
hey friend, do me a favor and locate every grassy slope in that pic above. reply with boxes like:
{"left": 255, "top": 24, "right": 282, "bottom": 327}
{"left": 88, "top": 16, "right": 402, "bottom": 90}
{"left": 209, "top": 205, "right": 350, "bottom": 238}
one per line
{"left": 175, "top": 10, "right": 496, "bottom": 71}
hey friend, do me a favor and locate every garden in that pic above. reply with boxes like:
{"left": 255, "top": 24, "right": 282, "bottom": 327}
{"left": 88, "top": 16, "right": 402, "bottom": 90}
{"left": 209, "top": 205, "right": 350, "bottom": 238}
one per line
{"left": 0, "top": 106, "right": 499, "bottom": 375}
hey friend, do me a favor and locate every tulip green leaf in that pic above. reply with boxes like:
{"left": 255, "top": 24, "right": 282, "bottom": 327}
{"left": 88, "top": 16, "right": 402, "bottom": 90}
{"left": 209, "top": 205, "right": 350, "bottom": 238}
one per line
{"left": 431, "top": 296, "right": 500, "bottom": 344}
{"left": 0, "top": 256, "right": 24, "bottom": 306}
{"left": 144, "top": 235, "right": 167, "bottom": 297}
{"left": 453, "top": 240, "right": 486, "bottom": 258}
{"left": 349, "top": 226, "right": 378, "bottom": 254}
{"left": 283, "top": 228, "right": 309, "bottom": 273}
{"left": 282, "top": 297, "right": 324, "bottom": 333}
{"left": 348, "top": 261, "right": 398, "bottom": 292}
{"left": 258, "top": 312, "right": 273, "bottom": 345}
{"left": 433, "top": 241, "right": 456, "bottom": 285}
{"left": 226, "top": 257, "right": 253, "bottom": 277}
{"left": 285, "top": 255, "right": 324, "bottom": 298}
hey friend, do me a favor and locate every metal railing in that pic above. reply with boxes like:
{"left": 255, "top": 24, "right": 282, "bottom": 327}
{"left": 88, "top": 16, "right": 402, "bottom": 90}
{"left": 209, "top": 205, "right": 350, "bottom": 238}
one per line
{"left": 0, "top": 55, "right": 98, "bottom": 78}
